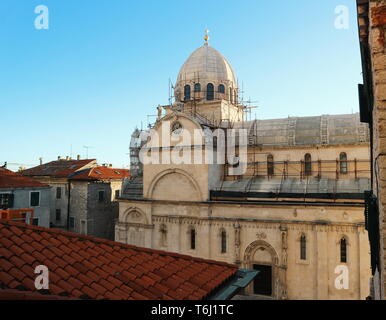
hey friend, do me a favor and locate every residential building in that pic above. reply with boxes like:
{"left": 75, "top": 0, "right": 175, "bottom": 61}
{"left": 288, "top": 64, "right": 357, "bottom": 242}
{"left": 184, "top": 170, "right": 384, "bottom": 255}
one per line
{"left": 0, "top": 167, "right": 50, "bottom": 227}
{"left": 68, "top": 166, "right": 129, "bottom": 240}
{"left": 22, "top": 158, "right": 129, "bottom": 240}
{"left": 356, "top": 0, "right": 386, "bottom": 299}
{"left": 21, "top": 157, "right": 97, "bottom": 229}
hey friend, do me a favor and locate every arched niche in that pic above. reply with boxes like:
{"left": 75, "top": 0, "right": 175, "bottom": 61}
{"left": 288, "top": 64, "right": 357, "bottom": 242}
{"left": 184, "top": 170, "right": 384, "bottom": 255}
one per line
{"left": 146, "top": 168, "right": 203, "bottom": 202}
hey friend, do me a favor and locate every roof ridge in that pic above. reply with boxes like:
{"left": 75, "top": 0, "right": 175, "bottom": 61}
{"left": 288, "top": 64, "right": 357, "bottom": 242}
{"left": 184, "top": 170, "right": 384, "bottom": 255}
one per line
{"left": 0, "top": 219, "right": 237, "bottom": 268}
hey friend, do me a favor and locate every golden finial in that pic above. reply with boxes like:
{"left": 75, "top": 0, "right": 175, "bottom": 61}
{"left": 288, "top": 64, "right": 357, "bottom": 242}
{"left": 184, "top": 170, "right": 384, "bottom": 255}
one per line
{"left": 204, "top": 29, "right": 209, "bottom": 44}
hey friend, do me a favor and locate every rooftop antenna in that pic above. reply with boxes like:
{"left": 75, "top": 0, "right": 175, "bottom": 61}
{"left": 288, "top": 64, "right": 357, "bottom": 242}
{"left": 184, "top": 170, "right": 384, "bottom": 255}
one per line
{"left": 83, "top": 145, "right": 93, "bottom": 159}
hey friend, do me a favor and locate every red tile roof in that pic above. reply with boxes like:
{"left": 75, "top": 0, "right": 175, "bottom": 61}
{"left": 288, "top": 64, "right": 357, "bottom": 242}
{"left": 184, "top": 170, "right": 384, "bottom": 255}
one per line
{"left": 0, "top": 220, "right": 238, "bottom": 300}
{"left": 21, "top": 159, "right": 97, "bottom": 178}
{"left": 0, "top": 168, "right": 48, "bottom": 189}
{"left": 69, "top": 166, "right": 130, "bottom": 181}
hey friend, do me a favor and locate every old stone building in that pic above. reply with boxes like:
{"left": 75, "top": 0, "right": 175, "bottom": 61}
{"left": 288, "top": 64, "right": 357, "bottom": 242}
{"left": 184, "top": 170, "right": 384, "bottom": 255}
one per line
{"left": 357, "top": 0, "right": 386, "bottom": 299}
{"left": 0, "top": 167, "right": 51, "bottom": 227}
{"left": 116, "top": 36, "right": 372, "bottom": 299}
{"left": 22, "top": 157, "right": 97, "bottom": 229}
{"left": 22, "top": 158, "right": 129, "bottom": 240}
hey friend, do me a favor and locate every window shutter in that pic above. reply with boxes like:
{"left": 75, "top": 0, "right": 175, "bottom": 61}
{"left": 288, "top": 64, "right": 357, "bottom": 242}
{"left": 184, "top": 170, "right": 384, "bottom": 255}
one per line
{"left": 8, "top": 194, "right": 14, "bottom": 208}
{"left": 364, "top": 191, "right": 380, "bottom": 275}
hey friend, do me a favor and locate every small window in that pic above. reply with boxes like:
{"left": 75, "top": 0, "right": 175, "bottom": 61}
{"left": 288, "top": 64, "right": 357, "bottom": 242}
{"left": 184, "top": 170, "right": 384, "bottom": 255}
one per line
{"left": 221, "top": 230, "right": 227, "bottom": 253}
{"left": 80, "top": 220, "right": 87, "bottom": 235}
{"left": 115, "top": 190, "right": 120, "bottom": 199}
{"left": 30, "top": 192, "right": 40, "bottom": 207}
{"left": 267, "top": 154, "right": 274, "bottom": 177}
{"left": 190, "top": 228, "right": 196, "bottom": 250}
{"left": 184, "top": 85, "right": 191, "bottom": 101}
{"left": 194, "top": 83, "right": 201, "bottom": 92}
{"left": 69, "top": 217, "right": 75, "bottom": 229}
{"left": 55, "top": 209, "right": 61, "bottom": 222}
{"left": 56, "top": 187, "right": 62, "bottom": 199}
{"left": 0, "top": 193, "right": 14, "bottom": 209}
{"left": 32, "top": 218, "right": 39, "bottom": 226}
{"left": 218, "top": 84, "right": 225, "bottom": 93}
{"left": 340, "top": 238, "right": 347, "bottom": 263}
{"left": 340, "top": 152, "right": 348, "bottom": 174}
{"left": 160, "top": 224, "right": 167, "bottom": 247}
{"left": 207, "top": 83, "right": 214, "bottom": 101}
{"left": 304, "top": 154, "right": 312, "bottom": 176}
{"left": 300, "top": 235, "right": 306, "bottom": 260}
{"left": 98, "top": 191, "right": 105, "bottom": 201}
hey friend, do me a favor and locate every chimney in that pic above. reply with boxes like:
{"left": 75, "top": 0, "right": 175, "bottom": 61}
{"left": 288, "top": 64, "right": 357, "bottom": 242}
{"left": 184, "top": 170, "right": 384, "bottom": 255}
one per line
{"left": 39, "top": 157, "right": 43, "bottom": 165}
{"left": 109, "top": 164, "right": 112, "bottom": 168}
{"left": 66, "top": 156, "right": 69, "bottom": 161}
{"left": 77, "top": 155, "right": 80, "bottom": 160}
{"left": 58, "top": 156, "right": 61, "bottom": 161}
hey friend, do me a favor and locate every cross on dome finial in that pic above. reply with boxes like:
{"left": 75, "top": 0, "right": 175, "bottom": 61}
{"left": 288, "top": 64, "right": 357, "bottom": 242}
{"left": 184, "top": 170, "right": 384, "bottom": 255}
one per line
{"left": 204, "top": 29, "right": 209, "bottom": 45}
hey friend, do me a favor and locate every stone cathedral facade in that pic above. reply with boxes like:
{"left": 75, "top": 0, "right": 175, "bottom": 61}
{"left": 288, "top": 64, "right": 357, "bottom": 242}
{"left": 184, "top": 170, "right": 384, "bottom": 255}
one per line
{"left": 116, "top": 38, "right": 372, "bottom": 300}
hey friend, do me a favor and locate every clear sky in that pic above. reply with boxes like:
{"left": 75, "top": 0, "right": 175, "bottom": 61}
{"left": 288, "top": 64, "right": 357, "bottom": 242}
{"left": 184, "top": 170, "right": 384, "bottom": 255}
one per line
{"left": 1, "top": 0, "right": 363, "bottom": 171}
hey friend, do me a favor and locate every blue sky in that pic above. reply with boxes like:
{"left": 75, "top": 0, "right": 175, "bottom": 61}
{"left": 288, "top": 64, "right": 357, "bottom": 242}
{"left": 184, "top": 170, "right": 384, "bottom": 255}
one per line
{"left": 0, "top": 0, "right": 362, "bottom": 171}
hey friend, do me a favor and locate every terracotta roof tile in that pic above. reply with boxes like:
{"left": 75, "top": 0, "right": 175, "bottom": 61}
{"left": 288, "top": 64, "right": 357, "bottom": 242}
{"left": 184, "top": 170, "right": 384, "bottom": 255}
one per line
{"left": 67, "top": 277, "right": 84, "bottom": 291}
{"left": 9, "top": 236, "right": 24, "bottom": 248}
{"left": 69, "top": 166, "right": 130, "bottom": 181}
{"left": 0, "top": 168, "right": 48, "bottom": 189}
{"left": 0, "top": 219, "right": 238, "bottom": 300}
{"left": 81, "top": 286, "right": 99, "bottom": 299}
{"left": 21, "top": 159, "right": 97, "bottom": 178}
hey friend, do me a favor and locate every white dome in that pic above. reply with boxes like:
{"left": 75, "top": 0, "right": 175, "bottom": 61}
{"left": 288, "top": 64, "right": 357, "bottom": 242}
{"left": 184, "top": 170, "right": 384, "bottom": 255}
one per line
{"left": 177, "top": 44, "right": 237, "bottom": 86}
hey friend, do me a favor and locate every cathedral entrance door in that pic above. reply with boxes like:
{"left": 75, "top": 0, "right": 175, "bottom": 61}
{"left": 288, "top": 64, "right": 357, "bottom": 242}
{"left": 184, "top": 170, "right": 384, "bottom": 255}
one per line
{"left": 253, "top": 264, "right": 272, "bottom": 296}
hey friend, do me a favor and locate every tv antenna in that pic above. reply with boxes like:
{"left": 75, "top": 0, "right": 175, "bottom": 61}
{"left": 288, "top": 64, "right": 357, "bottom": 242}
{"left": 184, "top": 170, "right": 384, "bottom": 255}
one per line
{"left": 83, "top": 145, "right": 94, "bottom": 159}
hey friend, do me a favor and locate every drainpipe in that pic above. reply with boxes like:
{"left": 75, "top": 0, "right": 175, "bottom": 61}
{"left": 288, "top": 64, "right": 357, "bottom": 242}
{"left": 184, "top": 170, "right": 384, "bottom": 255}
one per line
{"left": 67, "top": 180, "right": 71, "bottom": 230}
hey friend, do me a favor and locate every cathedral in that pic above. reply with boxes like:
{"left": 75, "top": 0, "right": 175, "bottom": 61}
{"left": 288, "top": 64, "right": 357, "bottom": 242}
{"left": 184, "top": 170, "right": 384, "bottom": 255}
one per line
{"left": 116, "top": 35, "right": 372, "bottom": 300}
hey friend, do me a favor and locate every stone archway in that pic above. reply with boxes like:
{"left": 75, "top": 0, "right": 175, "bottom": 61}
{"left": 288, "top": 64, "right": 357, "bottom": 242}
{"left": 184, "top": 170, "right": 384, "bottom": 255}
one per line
{"left": 119, "top": 207, "right": 153, "bottom": 248}
{"left": 243, "top": 240, "right": 284, "bottom": 299}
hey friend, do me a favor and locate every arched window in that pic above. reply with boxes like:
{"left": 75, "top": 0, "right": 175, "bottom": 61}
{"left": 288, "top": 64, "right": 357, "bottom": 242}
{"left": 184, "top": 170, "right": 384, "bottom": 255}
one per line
{"left": 340, "top": 238, "right": 347, "bottom": 263}
{"left": 218, "top": 84, "right": 225, "bottom": 94}
{"left": 300, "top": 235, "right": 306, "bottom": 260}
{"left": 190, "top": 228, "right": 196, "bottom": 250}
{"left": 304, "top": 153, "right": 312, "bottom": 176}
{"left": 207, "top": 83, "right": 214, "bottom": 100}
{"left": 267, "top": 154, "right": 274, "bottom": 177}
{"left": 221, "top": 230, "right": 227, "bottom": 253}
{"left": 194, "top": 83, "right": 201, "bottom": 92}
{"left": 340, "top": 152, "right": 348, "bottom": 174}
{"left": 184, "top": 85, "right": 191, "bottom": 101}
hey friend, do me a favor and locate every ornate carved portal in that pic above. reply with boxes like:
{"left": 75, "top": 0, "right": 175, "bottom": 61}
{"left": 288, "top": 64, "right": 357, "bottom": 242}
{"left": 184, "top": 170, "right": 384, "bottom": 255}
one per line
{"left": 243, "top": 239, "right": 287, "bottom": 300}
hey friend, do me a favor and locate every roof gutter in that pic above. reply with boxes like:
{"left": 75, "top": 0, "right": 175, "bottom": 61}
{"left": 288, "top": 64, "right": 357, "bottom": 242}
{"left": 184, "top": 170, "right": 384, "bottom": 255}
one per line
{"left": 208, "top": 269, "right": 258, "bottom": 300}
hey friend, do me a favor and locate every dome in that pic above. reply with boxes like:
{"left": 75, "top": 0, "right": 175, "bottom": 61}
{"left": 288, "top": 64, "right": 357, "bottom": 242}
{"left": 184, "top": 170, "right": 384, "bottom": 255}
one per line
{"left": 176, "top": 44, "right": 237, "bottom": 87}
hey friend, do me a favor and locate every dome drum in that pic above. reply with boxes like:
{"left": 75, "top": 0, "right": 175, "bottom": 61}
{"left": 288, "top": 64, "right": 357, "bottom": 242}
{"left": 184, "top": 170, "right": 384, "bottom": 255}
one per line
{"left": 174, "top": 44, "right": 238, "bottom": 104}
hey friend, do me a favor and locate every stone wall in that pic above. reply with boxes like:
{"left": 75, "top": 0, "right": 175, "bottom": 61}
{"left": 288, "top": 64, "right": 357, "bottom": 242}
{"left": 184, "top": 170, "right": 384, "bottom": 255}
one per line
{"left": 369, "top": 0, "right": 386, "bottom": 300}
{"left": 358, "top": 0, "right": 386, "bottom": 299}
{"left": 117, "top": 199, "right": 371, "bottom": 300}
